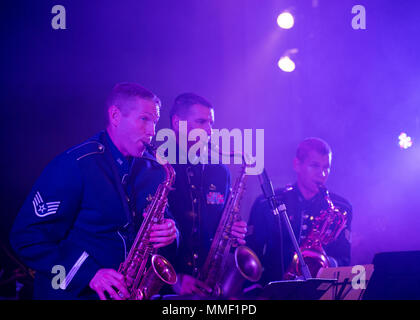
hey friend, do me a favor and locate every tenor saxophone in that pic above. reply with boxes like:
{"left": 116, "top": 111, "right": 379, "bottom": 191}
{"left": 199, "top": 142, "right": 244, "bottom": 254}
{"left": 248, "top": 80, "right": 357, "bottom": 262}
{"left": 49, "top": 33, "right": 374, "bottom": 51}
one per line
{"left": 199, "top": 151, "right": 262, "bottom": 298}
{"left": 118, "top": 145, "right": 177, "bottom": 300}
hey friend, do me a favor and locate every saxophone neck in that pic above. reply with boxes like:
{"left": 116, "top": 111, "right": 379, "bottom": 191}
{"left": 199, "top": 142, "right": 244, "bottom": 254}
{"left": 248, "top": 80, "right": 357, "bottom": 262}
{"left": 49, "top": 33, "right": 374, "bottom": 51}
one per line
{"left": 145, "top": 142, "right": 176, "bottom": 186}
{"left": 318, "top": 184, "right": 335, "bottom": 210}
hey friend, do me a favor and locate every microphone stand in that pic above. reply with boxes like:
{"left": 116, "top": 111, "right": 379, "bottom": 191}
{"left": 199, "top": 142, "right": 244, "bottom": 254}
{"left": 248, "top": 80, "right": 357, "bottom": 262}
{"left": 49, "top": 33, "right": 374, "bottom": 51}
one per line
{"left": 258, "top": 169, "right": 312, "bottom": 281}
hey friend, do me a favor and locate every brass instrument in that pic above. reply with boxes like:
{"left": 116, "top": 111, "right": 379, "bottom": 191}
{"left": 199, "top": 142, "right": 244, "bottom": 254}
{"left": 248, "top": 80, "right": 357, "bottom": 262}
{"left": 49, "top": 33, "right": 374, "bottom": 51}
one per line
{"left": 199, "top": 156, "right": 262, "bottom": 298}
{"left": 284, "top": 185, "right": 348, "bottom": 279}
{"left": 118, "top": 145, "right": 177, "bottom": 300}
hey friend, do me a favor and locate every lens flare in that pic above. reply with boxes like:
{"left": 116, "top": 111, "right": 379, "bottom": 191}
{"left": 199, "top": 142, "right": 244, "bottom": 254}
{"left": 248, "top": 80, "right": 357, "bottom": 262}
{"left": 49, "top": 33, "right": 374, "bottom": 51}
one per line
{"left": 398, "top": 132, "right": 413, "bottom": 149}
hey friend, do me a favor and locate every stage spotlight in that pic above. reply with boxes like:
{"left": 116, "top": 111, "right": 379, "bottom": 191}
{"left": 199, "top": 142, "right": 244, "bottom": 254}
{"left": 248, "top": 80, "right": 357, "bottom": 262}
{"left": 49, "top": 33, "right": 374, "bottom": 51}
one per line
{"left": 278, "top": 56, "right": 295, "bottom": 72}
{"left": 277, "top": 11, "right": 294, "bottom": 29}
{"left": 277, "top": 48, "right": 298, "bottom": 73}
{"left": 399, "top": 132, "right": 413, "bottom": 149}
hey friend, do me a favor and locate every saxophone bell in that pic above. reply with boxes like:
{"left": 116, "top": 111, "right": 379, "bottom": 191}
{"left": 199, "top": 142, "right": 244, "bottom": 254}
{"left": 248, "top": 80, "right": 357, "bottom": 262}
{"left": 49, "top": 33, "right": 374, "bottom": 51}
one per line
{"left": 199, "top": 161, "right": 263, "bottom": 298}
{"left": 135, "top": 254, "right": 177, "bottom": 300}
{"left": 218, "top": 245, "right": 263, "bottom": 298}
{"left": 284, "top": 185, "right": 348, "bottom": 279}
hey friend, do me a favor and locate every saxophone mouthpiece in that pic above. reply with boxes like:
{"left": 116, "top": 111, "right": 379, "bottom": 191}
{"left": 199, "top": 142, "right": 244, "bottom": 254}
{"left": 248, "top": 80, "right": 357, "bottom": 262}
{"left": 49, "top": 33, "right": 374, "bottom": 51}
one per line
{"left": 144, "top": 142, "right": 157, "bottom": 154}
{"left": 317, "top": 184, "right": 329, "bottom": 196}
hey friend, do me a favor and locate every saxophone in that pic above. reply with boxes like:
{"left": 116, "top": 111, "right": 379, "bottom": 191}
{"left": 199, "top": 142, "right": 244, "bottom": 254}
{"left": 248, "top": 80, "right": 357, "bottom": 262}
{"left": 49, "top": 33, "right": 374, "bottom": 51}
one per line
{"left": 198, "top": 159, "right": 262, "bottom": 298}
{"left": 284, "top": 185, "right": 348, "bottom": 279}
{"left": 118, "top": 145, "right": 177, "bottom": 300}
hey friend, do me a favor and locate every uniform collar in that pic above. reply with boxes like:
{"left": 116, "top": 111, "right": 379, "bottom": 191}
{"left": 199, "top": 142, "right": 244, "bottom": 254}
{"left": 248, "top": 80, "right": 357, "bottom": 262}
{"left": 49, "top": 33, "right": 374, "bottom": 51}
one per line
{"left": 104, "top": 130, "right": 133, "bottom": 178}
{"left": 293, "top": 183, "right": 322, "bottom": 205}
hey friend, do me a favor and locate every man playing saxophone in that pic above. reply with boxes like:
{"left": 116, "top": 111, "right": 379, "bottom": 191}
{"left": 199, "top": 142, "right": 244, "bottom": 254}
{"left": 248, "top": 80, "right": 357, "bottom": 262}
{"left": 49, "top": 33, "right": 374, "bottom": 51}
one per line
{"left": 9, "top": 83, "right": 177, "bottom": 299}
{"left": 247, "top": 137, "right": 352, "bottom": 285}
{"left": 166, "top": 93, "right": 248, "bottom": 296}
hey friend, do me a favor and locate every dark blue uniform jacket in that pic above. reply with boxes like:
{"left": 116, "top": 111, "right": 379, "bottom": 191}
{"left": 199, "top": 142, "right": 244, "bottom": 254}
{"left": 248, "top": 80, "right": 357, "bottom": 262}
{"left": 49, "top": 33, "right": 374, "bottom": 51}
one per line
{"left": 10, "top": 131, "right": 174, "bottom": 299}
{"left": 168, "top": 160, "right": 231, "bottom": 277}
{"left": 247, "top": 184, "right": 352, "bottom": 286}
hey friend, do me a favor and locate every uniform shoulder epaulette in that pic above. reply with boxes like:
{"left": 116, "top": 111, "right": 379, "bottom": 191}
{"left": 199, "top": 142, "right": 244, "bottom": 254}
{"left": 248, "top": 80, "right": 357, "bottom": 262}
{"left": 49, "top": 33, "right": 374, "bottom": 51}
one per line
{"left": 66, "top": 139, "right": 105, "bottom": 161}
{"left": 277, "top": 184, "right": 295, "bottom": 195}
{"left": 284, "top": 184, "right": 295, "bottom": 192}
{"left": 271, "top": 184, "right": 295, "bottom": 204}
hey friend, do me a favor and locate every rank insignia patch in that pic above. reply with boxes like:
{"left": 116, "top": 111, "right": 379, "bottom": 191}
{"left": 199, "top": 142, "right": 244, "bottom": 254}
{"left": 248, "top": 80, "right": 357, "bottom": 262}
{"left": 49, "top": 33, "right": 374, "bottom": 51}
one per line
{"left": 206, "top": 191, "right": 225, "bottom": 205}
{"left": 32, "top": 191, "right": 61, "bottom": 217}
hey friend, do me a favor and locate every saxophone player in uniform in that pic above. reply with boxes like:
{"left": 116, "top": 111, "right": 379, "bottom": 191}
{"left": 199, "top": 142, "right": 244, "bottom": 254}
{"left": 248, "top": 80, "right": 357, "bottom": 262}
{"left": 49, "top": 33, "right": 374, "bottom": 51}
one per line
{"left": 166, "top": 93, "right": 248, "bottom": 296}
{"left": 247, "top": 137, "right": 352, "bottom": 286}
{"left": 9, "top": 83, "right": 177, "bottom": 299}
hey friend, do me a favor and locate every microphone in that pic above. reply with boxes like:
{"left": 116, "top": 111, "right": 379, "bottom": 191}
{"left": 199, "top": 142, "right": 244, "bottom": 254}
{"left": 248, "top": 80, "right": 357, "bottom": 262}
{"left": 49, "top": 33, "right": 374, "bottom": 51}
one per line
{"left": 257, "top": 169, "right": 312, "bottom": 279}
{"left": 258, "top": 169, "right": 274, "bottom": 199}
{"left": 258, "top": 169, "right": 283, "bottom": 215}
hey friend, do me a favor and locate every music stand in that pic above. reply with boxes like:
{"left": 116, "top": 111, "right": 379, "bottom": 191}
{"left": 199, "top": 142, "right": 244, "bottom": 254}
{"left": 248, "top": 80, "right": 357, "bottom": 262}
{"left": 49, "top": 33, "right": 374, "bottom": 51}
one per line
{"left": 317, "top": 265, "right": 374, "bottom": 300}
{"left": 261, "top": 278, "right": 336, "bottom": 300}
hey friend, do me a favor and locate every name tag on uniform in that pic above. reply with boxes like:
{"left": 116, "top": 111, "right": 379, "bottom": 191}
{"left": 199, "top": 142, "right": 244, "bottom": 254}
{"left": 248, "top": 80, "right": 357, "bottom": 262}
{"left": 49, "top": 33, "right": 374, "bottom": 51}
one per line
{"left": 206, "top": 191, "right": 225, "bottom": 205}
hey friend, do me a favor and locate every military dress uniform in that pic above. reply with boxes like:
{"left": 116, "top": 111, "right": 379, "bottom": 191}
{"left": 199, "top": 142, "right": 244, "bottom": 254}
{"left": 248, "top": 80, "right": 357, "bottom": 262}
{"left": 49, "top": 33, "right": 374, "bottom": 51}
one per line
{"left": 247, "top": 184, "right": 352, "bottom": 286}
{"left": 9, "top": 131, "right": 172, "bottom": 299}
{"left": 167, "top": 157, "right": 231, "bottom": 279}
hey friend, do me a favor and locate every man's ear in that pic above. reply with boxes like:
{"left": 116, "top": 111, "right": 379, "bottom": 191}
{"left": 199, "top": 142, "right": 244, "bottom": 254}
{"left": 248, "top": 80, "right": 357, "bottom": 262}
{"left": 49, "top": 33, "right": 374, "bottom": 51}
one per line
{"left": 108, "top": 105, "right": 121, "bottom": 127}
{"left": 171, "top": 115, "right": 180, "bottom": 132}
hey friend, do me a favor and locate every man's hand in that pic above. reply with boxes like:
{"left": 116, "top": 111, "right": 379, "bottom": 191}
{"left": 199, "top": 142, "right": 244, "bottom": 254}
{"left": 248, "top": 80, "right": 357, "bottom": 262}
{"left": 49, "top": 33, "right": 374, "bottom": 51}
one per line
{"left": 89, "top": 269, "right": 129, "bottom": 300}
{"left": 173, "top": 274, "right": 212, "bottom": 296}
{"left": 149, "top": 218, "right": 177, "bottom": 249}
{"left": 230, "top": 219, "right": 247, "bottom": 246}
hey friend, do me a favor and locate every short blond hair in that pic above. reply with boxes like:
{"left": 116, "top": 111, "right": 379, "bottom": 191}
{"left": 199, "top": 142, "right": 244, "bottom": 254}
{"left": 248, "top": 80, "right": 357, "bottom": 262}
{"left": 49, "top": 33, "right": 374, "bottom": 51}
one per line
{"left": 106, "top": 82, "right": 161, "bottom": 119}
{"left": 296, "top": 137, "right": 332, "bottom": 161}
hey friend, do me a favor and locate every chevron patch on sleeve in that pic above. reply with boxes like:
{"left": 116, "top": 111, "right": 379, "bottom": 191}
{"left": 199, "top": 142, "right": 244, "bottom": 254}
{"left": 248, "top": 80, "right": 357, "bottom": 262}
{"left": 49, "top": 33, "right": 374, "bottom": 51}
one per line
{"left": 32, "top": 191, "right": 61, "bottom": 218}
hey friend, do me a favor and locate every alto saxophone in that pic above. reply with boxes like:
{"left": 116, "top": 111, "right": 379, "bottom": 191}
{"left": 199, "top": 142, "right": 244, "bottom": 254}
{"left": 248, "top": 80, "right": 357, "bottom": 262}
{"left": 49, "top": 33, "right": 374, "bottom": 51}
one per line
{"left": 118, "top": 145, "right": 177, "bottom": 300}
{"left": 284, "top": 185, "right": 348, "bottom": 279}
{"left": 199, "top": 155, "right": 262, "bottom": 298}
